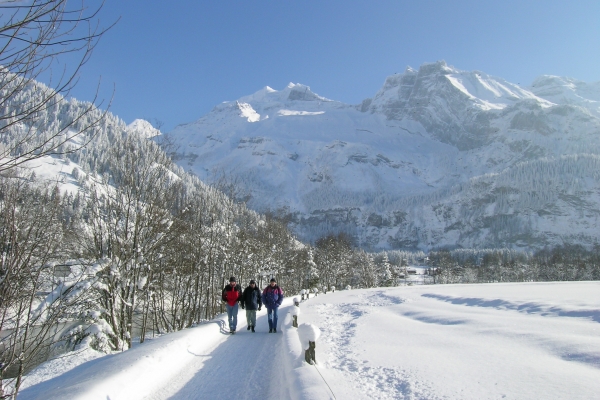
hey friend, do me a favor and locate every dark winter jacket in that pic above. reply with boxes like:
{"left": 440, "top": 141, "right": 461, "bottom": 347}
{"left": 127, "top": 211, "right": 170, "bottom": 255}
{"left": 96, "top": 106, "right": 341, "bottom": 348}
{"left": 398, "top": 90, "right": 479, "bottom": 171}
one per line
{"left": 241, "top": 286, "right": 262, "bottom": 310}
{"left": 222, "top": 284, "right": 242, "bottom": 307}
{"left": 262, "top": 284, "right": 284, "bottom": 309}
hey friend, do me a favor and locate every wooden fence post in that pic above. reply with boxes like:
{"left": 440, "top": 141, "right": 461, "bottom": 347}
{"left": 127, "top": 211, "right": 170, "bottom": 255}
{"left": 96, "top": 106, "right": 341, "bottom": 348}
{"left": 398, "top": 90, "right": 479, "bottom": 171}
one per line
{"left": 292, "top": 297, "right": 300, "bottom": 328}
{"left": 305, "top": 341, "right": 316, "bottom": 365}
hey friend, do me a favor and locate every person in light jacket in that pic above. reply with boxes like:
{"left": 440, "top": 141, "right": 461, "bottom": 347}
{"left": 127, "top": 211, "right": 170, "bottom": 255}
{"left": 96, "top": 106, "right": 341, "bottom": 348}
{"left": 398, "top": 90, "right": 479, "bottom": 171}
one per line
{"left": 241, "top": 279, "right": 262, "bottom": 332}
{"left": 262, "top": 278, "right": 284, "bottom": 333}
{"left": 222, "top": 276, "right": 242, "bottom": 334}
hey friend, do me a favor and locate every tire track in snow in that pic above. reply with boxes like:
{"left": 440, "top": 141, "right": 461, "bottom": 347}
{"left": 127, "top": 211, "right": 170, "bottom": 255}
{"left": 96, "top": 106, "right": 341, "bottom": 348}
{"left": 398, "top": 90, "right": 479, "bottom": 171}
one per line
{"left": 317, "top": 292, "right": 443, "bottom": 400}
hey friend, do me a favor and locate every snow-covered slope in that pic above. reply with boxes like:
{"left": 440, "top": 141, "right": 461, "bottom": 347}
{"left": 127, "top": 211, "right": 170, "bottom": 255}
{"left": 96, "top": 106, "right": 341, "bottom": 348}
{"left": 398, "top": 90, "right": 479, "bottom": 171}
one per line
{"left": 530, "top": 75, "right": 600, "bottom": 114}
{"left": 167, "top": 61, "right": 600, "bottom": 251}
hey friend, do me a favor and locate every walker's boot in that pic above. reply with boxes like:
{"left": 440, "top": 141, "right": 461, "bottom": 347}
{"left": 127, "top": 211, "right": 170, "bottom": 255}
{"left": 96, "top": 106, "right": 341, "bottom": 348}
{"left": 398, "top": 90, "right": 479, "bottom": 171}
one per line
{"left": 274, "top": 328, "right": 277, "bottom": 333}
{"left": 251, "top": 326, "right": 255, "bottom": 332}
{"left": 247, "top": 325, "right": 250, "bottom": 330}
{"left": 269, "top": 328, "right": 273, "bottom": 333}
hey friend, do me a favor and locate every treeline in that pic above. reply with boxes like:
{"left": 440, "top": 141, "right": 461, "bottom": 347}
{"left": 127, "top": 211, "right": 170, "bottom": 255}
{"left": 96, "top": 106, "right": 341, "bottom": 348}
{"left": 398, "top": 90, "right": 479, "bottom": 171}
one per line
{"left": 308, "top": 236, "right": 600, "bottom": 289}
{"left": 428, "top": 246, "right": 600, "bottom": 284}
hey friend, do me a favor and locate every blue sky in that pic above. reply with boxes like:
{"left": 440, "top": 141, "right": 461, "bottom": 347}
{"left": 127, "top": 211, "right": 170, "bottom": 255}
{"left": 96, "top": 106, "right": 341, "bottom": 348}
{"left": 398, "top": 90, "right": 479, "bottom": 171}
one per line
{"left": 67, "top": 0, "right": 600, "bottom": 131}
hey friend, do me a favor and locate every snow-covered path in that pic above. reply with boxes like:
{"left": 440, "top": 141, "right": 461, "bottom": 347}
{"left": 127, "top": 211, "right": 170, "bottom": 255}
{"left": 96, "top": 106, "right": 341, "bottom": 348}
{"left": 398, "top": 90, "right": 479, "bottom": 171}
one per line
{"left": 148, "top": 310, "right": 289, "bottom": 400}
{"left": 19, "top": 301, "right": 295, "bottom": 400}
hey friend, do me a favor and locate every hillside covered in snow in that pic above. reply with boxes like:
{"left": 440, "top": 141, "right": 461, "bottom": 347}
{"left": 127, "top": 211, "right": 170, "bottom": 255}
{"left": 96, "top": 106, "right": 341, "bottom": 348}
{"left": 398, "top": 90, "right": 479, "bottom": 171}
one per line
{"left": 167, "top": 61, "right": 600, "bottom": 251}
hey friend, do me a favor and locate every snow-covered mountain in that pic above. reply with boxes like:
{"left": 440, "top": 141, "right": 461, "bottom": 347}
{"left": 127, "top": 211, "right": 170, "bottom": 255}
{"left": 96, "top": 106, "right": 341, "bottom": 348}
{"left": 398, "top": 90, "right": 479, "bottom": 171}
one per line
{"left": 167, "top": 61, "right": 600, "bottom": 251}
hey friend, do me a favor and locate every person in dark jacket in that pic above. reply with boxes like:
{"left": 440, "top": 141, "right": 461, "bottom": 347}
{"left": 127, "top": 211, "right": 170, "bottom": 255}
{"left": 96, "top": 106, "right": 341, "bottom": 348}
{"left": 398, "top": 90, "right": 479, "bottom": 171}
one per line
{"left": 241, "top": 279, "right": 262, "bottom": 332}
{"left": 222, "top": 276, "right": 242, "bottom": 334}
{"left": 262, "top": 278, "right": 284, "bottom": 333}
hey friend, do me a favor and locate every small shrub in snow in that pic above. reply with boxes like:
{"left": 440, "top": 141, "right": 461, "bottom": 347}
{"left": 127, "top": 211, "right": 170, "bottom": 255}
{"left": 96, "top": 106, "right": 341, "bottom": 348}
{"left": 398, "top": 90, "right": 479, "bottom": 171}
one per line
{"left": 60, "top": 312, "right": 115, "bottom": 354}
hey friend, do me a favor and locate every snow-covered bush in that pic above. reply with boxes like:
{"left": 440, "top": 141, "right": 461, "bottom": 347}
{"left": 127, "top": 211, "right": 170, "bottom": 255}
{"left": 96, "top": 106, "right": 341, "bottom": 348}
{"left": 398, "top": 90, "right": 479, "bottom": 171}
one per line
{"left": 81, "top": 318, "right": 115, "bottom": 353}
{"left": 59, "top": 316, "right": 113, "bottom": 355}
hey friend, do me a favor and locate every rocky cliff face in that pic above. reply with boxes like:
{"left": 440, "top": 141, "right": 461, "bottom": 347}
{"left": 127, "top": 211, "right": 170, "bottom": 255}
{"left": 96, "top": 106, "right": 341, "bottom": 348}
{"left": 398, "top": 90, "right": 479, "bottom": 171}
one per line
{"left": 167, "top": 61, "right": 600, "bottom": 251}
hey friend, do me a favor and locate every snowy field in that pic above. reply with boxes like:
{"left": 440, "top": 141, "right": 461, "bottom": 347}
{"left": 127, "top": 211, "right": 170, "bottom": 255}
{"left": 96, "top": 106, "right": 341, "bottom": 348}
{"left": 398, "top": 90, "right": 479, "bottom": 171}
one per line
{"left": 300, "top": 282, "right": 600, "bottom": 399}
{"left": 18, "top": 282, "right": 600, "bottom": 399}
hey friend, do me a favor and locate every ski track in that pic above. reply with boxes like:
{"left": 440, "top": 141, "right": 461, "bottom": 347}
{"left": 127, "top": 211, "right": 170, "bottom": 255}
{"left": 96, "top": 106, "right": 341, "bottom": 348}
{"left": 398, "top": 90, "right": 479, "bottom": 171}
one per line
{"left": 317, "top": 292, "right": 443, "bottom": 400}
{"left": 146, "top": 311, "right": 284, "bottom": 400}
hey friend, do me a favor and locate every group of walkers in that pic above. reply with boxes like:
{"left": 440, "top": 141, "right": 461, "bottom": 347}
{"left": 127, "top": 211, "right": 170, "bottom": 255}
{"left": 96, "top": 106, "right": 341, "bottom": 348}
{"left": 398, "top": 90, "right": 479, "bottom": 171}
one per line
{"left": 221, "top": 276, "right": 284, "bottom": 334}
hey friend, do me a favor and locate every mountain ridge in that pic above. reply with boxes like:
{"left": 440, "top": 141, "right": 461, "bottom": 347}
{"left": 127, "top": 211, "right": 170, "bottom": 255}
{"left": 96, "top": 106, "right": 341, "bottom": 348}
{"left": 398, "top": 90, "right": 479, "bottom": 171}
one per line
{"left": 166, "top": 61, "right": 600, "bottom": 251}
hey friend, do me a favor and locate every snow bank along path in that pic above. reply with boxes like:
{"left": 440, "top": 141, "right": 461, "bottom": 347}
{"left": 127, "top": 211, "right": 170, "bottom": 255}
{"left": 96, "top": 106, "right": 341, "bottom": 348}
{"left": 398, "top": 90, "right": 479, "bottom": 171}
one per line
{"left": 18, "top": 297, "right": 331, "bottom": 399}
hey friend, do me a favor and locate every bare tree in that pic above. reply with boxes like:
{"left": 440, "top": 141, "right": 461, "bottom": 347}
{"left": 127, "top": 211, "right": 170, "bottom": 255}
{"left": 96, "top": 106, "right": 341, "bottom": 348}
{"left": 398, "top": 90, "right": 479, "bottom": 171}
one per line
{"left": 0, "top": 177, "right": 85, "bottom": 398}
{"left": 0, "top": 0, "right": 115, "bottom": 173}
{"left": 79, "top": 136, "right": 185, "bottom": 350}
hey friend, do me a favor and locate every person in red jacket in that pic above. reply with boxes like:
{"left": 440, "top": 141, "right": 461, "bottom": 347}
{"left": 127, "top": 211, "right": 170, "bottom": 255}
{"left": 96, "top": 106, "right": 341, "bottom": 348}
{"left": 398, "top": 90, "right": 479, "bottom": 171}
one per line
{"left": 222, "top": 276, "right": 242, "bottom": 334}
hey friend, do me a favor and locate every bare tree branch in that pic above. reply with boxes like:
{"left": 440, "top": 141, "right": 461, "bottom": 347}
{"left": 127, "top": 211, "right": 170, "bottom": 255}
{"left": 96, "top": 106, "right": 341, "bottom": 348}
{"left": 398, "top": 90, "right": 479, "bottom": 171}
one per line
{"left": 0, "top": 0, "right": 117, "bottom": 174}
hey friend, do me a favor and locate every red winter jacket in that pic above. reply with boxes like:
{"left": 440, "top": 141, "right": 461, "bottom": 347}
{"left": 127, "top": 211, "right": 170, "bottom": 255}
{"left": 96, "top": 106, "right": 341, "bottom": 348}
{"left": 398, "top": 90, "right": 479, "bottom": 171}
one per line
{"left": 222, "top": 284, "right": 242, "bottom": 306}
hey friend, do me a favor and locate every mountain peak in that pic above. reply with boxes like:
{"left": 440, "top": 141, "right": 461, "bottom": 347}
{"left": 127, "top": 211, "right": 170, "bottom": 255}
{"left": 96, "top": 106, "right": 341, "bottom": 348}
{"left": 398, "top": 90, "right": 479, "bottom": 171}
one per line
{"left": 126, "top": 119, "right": 161, "bottom": 138}
{"left": 238, "top": 83, "right": 330, "bottom": 104}
{"left": 417, "top": 60, "right": 453, "bottom": 75}
{"left": 368, "top": 61, "right": 552, "bottom": 120}
{"left": 284, "top": 83, "right": 330, "bottom": 102}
